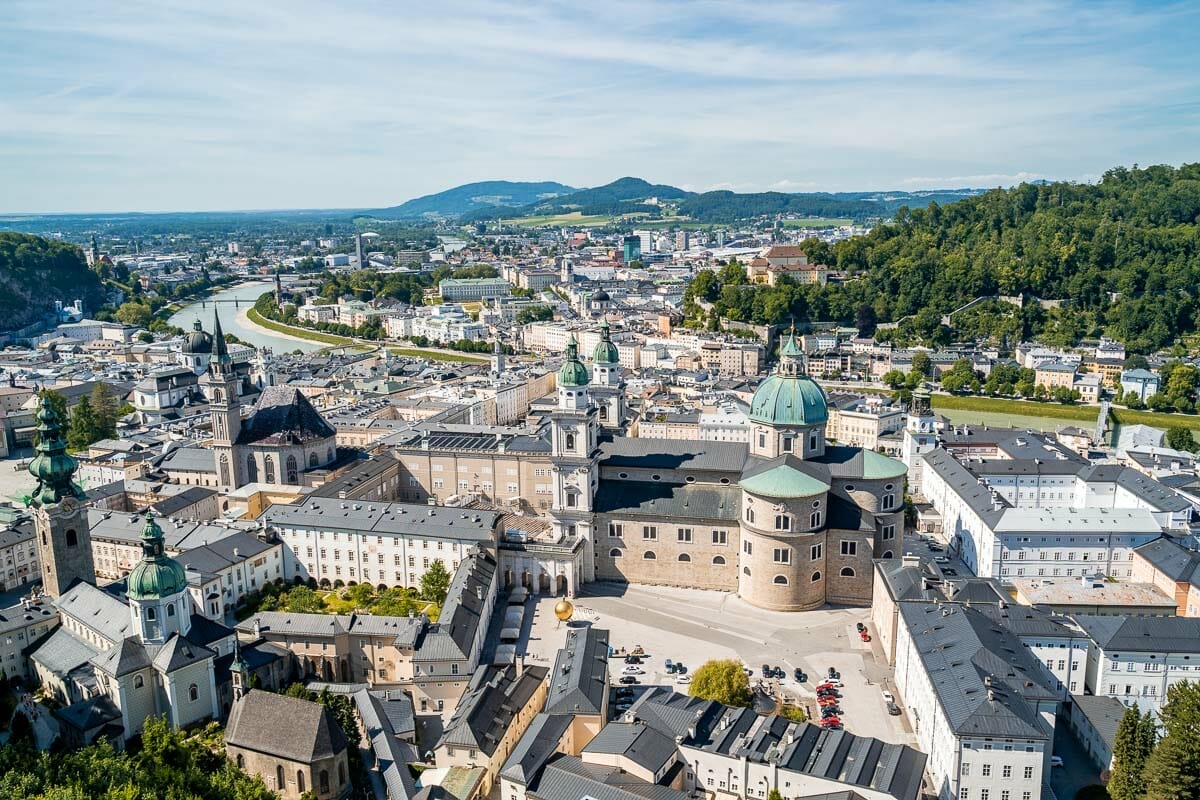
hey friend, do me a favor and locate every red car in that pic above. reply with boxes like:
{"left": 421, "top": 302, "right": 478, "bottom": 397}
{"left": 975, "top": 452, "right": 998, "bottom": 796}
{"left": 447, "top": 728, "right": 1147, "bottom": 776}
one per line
{"left": 820, "top": 716, "right": 842, "bottom": 727}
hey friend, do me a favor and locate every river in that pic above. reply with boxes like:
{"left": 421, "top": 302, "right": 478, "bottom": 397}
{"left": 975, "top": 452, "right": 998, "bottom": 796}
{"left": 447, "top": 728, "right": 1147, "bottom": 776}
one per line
{"left": 167, "top": 281, "right": 325, "bottom": 353}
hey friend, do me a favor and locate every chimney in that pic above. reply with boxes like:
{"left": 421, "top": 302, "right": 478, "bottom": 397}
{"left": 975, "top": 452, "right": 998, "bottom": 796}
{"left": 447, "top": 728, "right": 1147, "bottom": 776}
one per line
{"left": 253, "top": 619, "right": 262, "bottom": 638}
{"left": 902, "top": 553, "right": 921, "bottom": 569}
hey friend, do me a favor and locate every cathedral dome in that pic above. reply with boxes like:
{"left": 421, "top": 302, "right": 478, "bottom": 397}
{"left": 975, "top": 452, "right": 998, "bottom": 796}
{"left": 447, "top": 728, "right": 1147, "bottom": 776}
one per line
{"left": 557, "top": 336, "right": 590, "bottom": 387}
{"left": 748, "top": 374, "right": 828, "bottom": 426}
{"left": 127, "top": 516, "right": 188, "bottom": 600}
{"left": 181, "top": 320, "right": 214, "bottom": 355}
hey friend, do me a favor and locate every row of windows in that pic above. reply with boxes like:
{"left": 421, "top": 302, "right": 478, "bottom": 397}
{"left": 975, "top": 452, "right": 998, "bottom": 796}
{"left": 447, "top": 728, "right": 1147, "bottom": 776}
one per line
{"left": 961, "top": 764, "right": 1034, "bottom": 779}
{"left": 607, "top": 549, "right": 859, "bottom": 579}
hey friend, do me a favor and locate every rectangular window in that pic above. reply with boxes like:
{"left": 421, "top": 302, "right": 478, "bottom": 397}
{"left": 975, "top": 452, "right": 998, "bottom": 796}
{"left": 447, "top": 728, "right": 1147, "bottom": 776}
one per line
{"left": 775, "top": 515, "right": 791, "bottom": 531}
{"left": 811, "top": 543, "right": 823, "bottom": 560}
{"left": 961, "top": 763, "right": 970, "bottom": 776}
{"left": 642, "top": 526, "right": 658, "bottom": 541}
{"left": 1024, "top": 766, "right": 1033, "bottom": 779}
{"left": 882, "top": 524, "right": 896, "bottom": 540}
{"left": 712, "top": 529, "right": 728, "bottom": 545}
{"left": 744, "top": 540, "right": 753, "bottom": 555}
{"left": 609, "top": 522, "right": 623, "bottom": 538}
{"left": 841, "top": 540, "right": 857, "bottom": 556}
{"left": 677, "top": 528, "right": 693, "bottom": 543}
{"left": 782, "top": 437, "right": 793, "bottom": 452}
{"left": 773, "top": 548, "right": 791, "bottom": 564}
{"left": 1002, "top": 765, "right": 1012, "bottom": 778}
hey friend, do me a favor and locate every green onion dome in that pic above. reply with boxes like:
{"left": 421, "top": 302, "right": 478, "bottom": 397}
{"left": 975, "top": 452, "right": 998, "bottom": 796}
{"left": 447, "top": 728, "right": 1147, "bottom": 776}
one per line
{"left": 127, "top": 515, "right": 189, "bottom": 601}
{"left": 593, "top": 318, "right": 620, "bottom": 365}
{"left": 27, "top": 396, "right": 85, "bottom": 507}
{"left": 557, "top": 336, "right": 590, "bottom": 387}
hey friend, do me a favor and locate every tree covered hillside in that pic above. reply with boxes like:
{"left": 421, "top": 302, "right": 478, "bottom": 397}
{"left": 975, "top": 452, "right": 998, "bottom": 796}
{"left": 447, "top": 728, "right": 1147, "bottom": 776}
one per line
{"left": 0, "top": 233, "right": 106, "bottom": 330}
{"left": 687, "top": 164, "right": 1200, "bottom": 353}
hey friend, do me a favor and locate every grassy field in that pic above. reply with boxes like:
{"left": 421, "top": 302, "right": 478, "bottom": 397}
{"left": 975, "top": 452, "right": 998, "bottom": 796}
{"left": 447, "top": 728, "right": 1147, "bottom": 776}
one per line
{"left": 782, "top": 218, "right": 853, "bottom": 229}
{"left": 246, "top": 307, "right": 355, "bottom": 346}
{"left": 388, "top": 346, "right": 488, "bottom": 363}
{"left": 930, "top": 393, "right": 1096, "bottom": 422}
{"left": 1111, "top": 407, "right": 1200, "bottom": 432}
{"left": 508, "top": 211, "right": 616, "bottom": 227}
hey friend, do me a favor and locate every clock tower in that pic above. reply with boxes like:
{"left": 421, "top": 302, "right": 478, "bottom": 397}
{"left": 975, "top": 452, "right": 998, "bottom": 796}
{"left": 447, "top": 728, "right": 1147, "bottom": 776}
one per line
{"left": 27, "top": 395, "right": 95, "bottom": 598}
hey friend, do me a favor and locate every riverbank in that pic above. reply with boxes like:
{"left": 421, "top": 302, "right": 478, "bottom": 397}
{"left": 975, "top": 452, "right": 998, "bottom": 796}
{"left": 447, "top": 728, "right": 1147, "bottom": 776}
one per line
{"left": 243, "top": 307, "right": 488, "bottom": 363}
{"left": 931, "top": 392, "right": 1200, "bottom": 433}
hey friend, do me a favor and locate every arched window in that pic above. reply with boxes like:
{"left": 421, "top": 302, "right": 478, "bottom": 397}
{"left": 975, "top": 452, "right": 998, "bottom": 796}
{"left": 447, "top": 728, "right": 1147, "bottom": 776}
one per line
{"left": 882, "top": 493, "right": 895, "bottom": 511}
{"left": 773, "top": 575, "right": 789, "bottom": 585}
{"left": 276, "top": 766, "right": 285, "bottom": 790}
{"left": 286, "top": 455, "right": 298, "bottom": 484}
{"left": 810, "top": 511, "right": 822, "bottom": 528}
{"left": 219, "top": 453, "right": 230, "bottom": 485}
{"left": 188, "top": 683, "right": 199, "bottom": 702}
{"left": 297, "top": 771, "right": 305, "bottom": 793}
{"left": 609, "top": 548, "right": 623, "bottom": 558}
{"left": 133, "top": 675, "right": 144, "bottom": 689}
{"left": 65, "top": 529, "right": 78, "bottom": 547}
{"left": 743, "top": 566, "right": 751, "bottom": 576}
{"left": 146, "top": 607, "right": 156, "bottom": 621}
{"left": 565, "top": 433, "right": 575, "bottom": 450}
{"left": 319, "top": 770, "right": 330, "bottom": 794}
{"left": 745, "top": 507, "right": 755, "bottom": 523}
{"left": 811, "top": 571, "right": 822, "bottom": 583}
{"left": 264, "top": 456, "right": 276, "bottom": 483}
{"left": 643, "top": 551, "right": 656, "bottom": 560}
{"left": 326, "top": 446, "right": 334, "bottom": 463}
{"left": 882, "top": 550, "right": 894, "bottom": 559}
{"left": 713, "top": 556, "right": 726, "bottom": 565}
{"left": 309, "top": 452, "right": 318, "bottom": 468}
{"left": 599, "top": 406, "right": 608, "bottom": 420}
{"left": 678, "top": 553, "right": 691, "bottom": 562}
{"left": 246, "top": 456, "right": 258, "bottom": 483}
{"left": 840, "top": 567, "right": 856, "bottom": 577}
{"left": 167, "top": 604, "right": 176, "bottom": 617}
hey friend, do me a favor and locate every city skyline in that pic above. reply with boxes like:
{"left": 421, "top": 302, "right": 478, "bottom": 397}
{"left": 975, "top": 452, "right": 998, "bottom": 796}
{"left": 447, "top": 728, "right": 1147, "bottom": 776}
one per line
{"left": 2, "top": 0, "right": 1199, "bottom": 213}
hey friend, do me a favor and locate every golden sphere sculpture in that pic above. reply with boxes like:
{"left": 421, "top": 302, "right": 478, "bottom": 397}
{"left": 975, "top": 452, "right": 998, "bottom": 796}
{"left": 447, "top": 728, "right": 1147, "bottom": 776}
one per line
{"left": 553, "top": 598, "right": 574, "bottom": 621}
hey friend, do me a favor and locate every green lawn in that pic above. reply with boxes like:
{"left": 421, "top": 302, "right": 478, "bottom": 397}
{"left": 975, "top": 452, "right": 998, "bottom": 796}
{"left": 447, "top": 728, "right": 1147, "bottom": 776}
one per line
{"left": 388, "top": 346, "right": 488, "bottom": 363}
{"left": 930, "top": 393, "right": 1097, "bottom": 422}
{"left": 246, "top": 307, "right": 355, "bottom": 346}
{"left": 508, "top": 211, "right": 616, "bottom": 227}
{"left": 1111, "top": 407, "right": 1200, "bottom": 432}
{"left": 782, "top": 218, "right": 853, "bottom": 229}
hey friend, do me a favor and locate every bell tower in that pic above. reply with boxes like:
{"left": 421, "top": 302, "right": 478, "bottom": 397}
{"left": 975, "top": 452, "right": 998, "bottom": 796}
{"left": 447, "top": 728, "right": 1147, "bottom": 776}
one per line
{"left": 202, "top": 311, "right": 242, "bottom": 489}
{"left": 902, "top": 385, "right": 937, "bottom": 496}
{"left": 28, "top": 395, "right": 94, "bottom": 598}
{"left": 548, "top": 337, "right": 598, "bottom": 587}
{"left": 589, "top": 318, "right": 626, "bottom": 430}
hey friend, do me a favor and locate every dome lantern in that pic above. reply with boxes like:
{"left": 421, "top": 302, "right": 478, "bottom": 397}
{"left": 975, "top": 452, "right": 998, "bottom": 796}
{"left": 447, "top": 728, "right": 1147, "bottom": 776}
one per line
{"left": 126, "top": 513, "right": 189, "bottom": 601}
{"left": 557, "top": 335, "right": 590, "bottom": 387}
{"left": 593, "top": 317, "right": 619, "bottom": 365}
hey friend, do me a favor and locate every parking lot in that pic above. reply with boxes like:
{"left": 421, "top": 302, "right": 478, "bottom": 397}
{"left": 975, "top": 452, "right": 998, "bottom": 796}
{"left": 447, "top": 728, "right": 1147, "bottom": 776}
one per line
{"left": 522, "top": 582, "right": 917, "bottom": 747}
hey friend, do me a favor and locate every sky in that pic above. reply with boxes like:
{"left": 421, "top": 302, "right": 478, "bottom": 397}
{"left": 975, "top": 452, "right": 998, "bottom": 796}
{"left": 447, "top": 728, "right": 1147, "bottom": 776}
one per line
{"left": 1, "top": 0, "right": 1198, "bottom": 213}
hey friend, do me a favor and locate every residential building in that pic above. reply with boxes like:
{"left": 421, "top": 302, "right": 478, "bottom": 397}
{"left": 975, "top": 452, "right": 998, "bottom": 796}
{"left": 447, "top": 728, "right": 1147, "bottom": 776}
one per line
{"left": 439, "top": 278, "right": 513, "bottom": 302}
{"left": 1075, "top": 615, "right": 1200, "bottom": 711}
{"left": 1131, "top": 537, "right": 1200, "bottom": 616}
{"left": 1120, "top": 369, "right": 1161, "bottom": 402}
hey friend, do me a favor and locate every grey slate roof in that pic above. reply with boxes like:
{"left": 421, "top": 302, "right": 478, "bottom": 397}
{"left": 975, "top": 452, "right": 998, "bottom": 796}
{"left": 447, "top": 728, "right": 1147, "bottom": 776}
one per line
{"left": 263, "top": 498, "right": 498, "bottom": 545}
{"left": 545, "top": 626, "right": 609, "bottom": 716}
{"left": 1134, "top": 537, "right": 1200, "bottom": 586}
{"left": 500, "top": 713, "right": 573, "bottom": 786}
{"left": 0, "top": 597, "right": 56, "bottom": 636}
{"left": 152, "top": 633, "right": 216, "bottom": 672}
{"left": 1074, "top": 614, "right": 1200, "bottom": 653}
{"left": 29, "top": 626, "right": 102, "bottom": 677}
{"left": 56, "top": 580, "right": 133, "bottom": 644}
{"left": 150, "top": 486, "right": 218, "bottom": 517}
{"left": 175, "top": 531, "right": 275, "bottom": 575}
{"left": 353, "top": 688, "right": 419, "bottom": 800}
{"left": 415, "top": 548, "right": 498, "bottom": 662}
{"left": 225, "top": 690, "right": 349, "bottom": 763}
{"left": 438, "top": 663, "right": 549, "bottom": 755}
{"left": 159, "top": 446, "right": 216, "bottom": 473}
{"left": 1072, "top": 694, "right": 1126, "bottom": 753}
{"left": 528, "top": 754, "right": 688, "bottom": 800}
{"left": 583, "top": 722, "right": 677, "bottom": 772}
{"left": 91, "top": 636, "right": 151, "bottom": 677}
{"left": 237, "top": 385, "right": 337, "bottom": 446}
{"left": 54, "top": 694, "right": 123, "bottom": 732}
{"left": 598, "top": 437, "right": 748, "bottom": 474}
{"left": 898, "top": 603, "right": 1057, "bottom": 740}
{"left": 236, "top": 611, "right": 425, "bottom": 647}
{"left": 593, "top": 481, "right": 740, "bottom": 521}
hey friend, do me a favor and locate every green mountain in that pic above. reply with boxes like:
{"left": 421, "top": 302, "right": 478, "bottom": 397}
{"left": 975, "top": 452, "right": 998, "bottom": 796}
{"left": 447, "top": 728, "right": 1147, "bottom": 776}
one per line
{"left": 372, "top": 181, "right": 577, "bottom": 219}
{"left": 0, "top": 233, "right": 106, "bottom": 331}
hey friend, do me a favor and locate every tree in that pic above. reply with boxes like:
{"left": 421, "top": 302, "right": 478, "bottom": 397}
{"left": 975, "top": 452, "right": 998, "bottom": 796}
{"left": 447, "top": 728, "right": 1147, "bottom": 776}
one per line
{"left": 281, "top": 586, "right": 325, "bottom": 613}
{"left": 910, "top": 351, "right": 932, "bottom": 377}
{"left": 346, "top": 582, "right": 375, "bottom": 608}
{"left": 89, "top": 383, "right": 120, "bottom": 439}
{"left": 1144, "top": 681, "right": 1200, "bottom": 800}
{"left": 1109, "top": 706, "right": 1154, "bottom": 800}
{"left": 1166, "top": 426, "right": 1198, "bottom": 453}
{"left": 855, "top": 303, "right": 877, "bottom": 337}
{"left": 114, "top": 300, "right": 154, "bottom": 327}
{"left": 881, "top": 369, "right": 906, "bottom": 389}
{"left": 420, "top": 560, "right": 452, "bottom": 604}
{"left": 768, "top": 791, "right": 784, "bottom": 800}
{"left": 67, "top": 396, "right": 99, "bottom": 451}
{"left": 689, "top": 659, "right": 752, "bottom": 707}
{"left": 1125, "top": 354, "right": 1150, "bottom": 371}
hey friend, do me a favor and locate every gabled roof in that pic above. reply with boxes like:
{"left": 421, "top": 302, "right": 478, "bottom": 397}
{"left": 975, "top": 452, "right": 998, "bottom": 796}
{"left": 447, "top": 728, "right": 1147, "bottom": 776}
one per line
{"left": 528, "top": 754, "right": 688, "bottom": 800}
{"left": 545, "top": 627, "right": 610, "bottom": 716}
{"left": 593, "top": 481, "right": 740, "bottom": 521}
{"left": 56, "top": 580, "right": 133, "bottom": 645}
{"left": 152, "top": 633, "right": 216, "bottom": 672}
{"left": 438, "top": 664, "right": 549, "bottom": 755}
{"left": 1075, "top": 614, "right": 1200, "bottom": 653}
{"left": 501, "top": 713, "right": 574, "bottom": 786}
{"left": 225, "top": 690, "right": 349, "bottom": 763}
{"left": 583, "top": 722, "right": 678, "bottom": 772}
{"left": 237, "top": 385, "right": 336, "bottom": 446}
{"left": 415, "top": 548, "right": 498, "bottom": 662}
{"left": 91, "top": 636, "right": 151, "bottom": 677}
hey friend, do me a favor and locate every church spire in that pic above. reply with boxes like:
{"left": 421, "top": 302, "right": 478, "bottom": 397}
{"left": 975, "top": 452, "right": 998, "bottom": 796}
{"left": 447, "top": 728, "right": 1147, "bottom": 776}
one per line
{"left": 27, "top": 395, "right": 84, "bottom": 507}
{"left": 211, "top": 310, "right": 230, "bottom": 364}
{"left": 230, "top": 636, "right": 249, "bottom": 701}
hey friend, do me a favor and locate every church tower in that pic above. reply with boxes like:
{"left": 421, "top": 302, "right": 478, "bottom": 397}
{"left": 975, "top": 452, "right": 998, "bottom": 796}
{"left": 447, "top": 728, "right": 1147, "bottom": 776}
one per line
{"left": 589, "top": 318, "right": 626, "bottom": 430}
{"left": 126, "top": 514, "right": 191, "bottom": 644}
{"left": 230, "top": 637, "right": 248, "bottom": 702}
{"left": 202, "top": 311, "right": 242, "bottom": 489}
{"left": 28, "top": 396, "right": 94, "bottom": 598}
{"left": 548, "top": 337, "right": 598, "bottom": 586}
{"left": 902, "top": 385, "right": 937, "bottom": 497}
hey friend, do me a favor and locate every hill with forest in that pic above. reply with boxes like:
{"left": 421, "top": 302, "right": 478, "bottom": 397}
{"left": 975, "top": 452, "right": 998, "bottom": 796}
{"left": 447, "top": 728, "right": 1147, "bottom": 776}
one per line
{"left": 458, "top": 177, "right": 982, "bottom": 223}
{"left": 371, "top": 180, "right": 577, "bottom": 219}
{"left": 0, "top": 233, "right": 106, "bottom": 332}
{"left": 684, "top": 163, "right": 1200, "bottom": 354}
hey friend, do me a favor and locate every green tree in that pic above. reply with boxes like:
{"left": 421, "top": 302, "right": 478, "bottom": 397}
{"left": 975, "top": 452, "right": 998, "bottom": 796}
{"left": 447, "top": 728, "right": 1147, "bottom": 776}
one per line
{"left": 66, "top": 396, "right": 99, "bottom": 451}
{"left": 910, "top": 351, "right": 932, "bottom": 377}
{"left": 1144, "top": 681, "right": 1200, "bottom": 800}
{"left": 115, "top": 300, "right": 154, "bottom": 327}
{"left": 768, "top": 791, "right": 784, "bottom": 800}
{"left": 881, "top": 369, "right": 906, "bottom": 389}
{"left": 1166, "top": 426, "right": 1198, "bottom": 453}
{"left": 346, "top": 582, "right": 375, "bottom": 608}
{"left": 1109, "top": 706, "right": 1154, "bottom": 800}
{"left": 689, "top": 659, "right": 752, "bottom": 707}
{"left": 89, "top": 383, "right": 120, "bottom": 440}
{"left": 371, "top": 587, "right": 415, "bottom": 617}
{"left": 420, "top": 559, "right": 452, "bottom": 604}
{"left": 281, "top": 586, "right": 325, "bottom": 613}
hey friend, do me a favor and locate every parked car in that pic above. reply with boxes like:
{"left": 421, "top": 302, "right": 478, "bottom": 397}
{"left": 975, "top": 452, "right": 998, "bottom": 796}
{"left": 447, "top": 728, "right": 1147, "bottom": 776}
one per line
{"left": 828, "top": 667, "right": 840, "bottom": 679}
{"left": 819, "top": 678, "right": 844, "bottom": 689}
{"left": 621, "top": 666, "right": 644, "bottom": 675}
{"left": 631, "top": 645, "right": 645, "bottom": 656}
{"left": 928, "top": 543, "right": 945, "bottom": 552}
{"left": 942, "top": 568, "right": 959, "bottom": 576}
{"left": 676, "top": 664, "right": 687, "bottom": 675}
{"left": 675, "top": 674, "right": 692, "bottom": 685}
{"left": 762, "top": 664, "right": 772, "bottom": 678}
{"left": 820, "top": 717, "right": 842, "bottom": 728}
{"left": 881, "top": 690, "right": 895, "bottom": 704}
{"left": 625, "top": 655, "right": 642, "bottom": 664}
{"left": 615, "top": 687, "right": 635, "bottom": 698}
{"left": 934, "top": 556, "right": 950, "bottom": 564}
{"left": 619, "top": 675, "right": 639, "bottom": 685}
{"left": 855, "top": 622, "right": 865, "bottom": 632}
{"left": 793, "top": 668, "right": 807, "bottom": 683}
{"left": 1050, "top": 756, "right": 1064, "bottom": 768}
{"left": 665, "top": 663, "right": 677, "bottom": 674}
{"left": 887, "top": 702, "right": 902, "bottom": 716}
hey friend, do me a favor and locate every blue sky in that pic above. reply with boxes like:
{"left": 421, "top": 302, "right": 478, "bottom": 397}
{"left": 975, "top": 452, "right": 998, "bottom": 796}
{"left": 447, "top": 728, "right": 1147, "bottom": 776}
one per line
{"left": 1, "top": 0, "right": 1198, "bottom": 212}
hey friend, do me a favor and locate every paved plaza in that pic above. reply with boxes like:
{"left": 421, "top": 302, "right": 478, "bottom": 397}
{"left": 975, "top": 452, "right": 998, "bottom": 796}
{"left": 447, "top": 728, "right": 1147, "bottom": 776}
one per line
{"left": 520, "top": 582, "right": 915, "bottom": 747}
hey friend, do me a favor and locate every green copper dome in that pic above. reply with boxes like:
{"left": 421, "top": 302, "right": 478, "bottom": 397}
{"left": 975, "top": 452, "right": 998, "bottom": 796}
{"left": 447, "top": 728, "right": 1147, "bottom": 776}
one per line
{"left": 127, "top": 516, "right": 189, "bottom": 601}
{"left": 557, "top": 336, "right": 590, "bottom": 387}
{"left": 27, "top": 395, "right": 85, "bottom": 507}
{"left": 593, "top": 319, "right": 619, "bottom": 364}
{"left": 749, "top": 374, "right": 829, "bottom": 426}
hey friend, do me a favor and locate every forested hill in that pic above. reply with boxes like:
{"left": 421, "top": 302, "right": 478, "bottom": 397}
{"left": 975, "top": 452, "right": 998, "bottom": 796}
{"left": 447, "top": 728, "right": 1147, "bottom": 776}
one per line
{"left": 688, "top": 163, "right": 1200, "bottom": 354}
{"left": 0, "top": 233, "right": 106, "bottom": 331}
{"left": 372, "top": 180, "right": 577, "bottom": 219}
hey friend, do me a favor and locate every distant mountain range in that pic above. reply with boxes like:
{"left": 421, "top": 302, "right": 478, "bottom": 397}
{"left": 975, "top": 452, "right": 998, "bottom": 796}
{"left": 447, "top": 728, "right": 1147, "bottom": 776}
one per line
{"left": 369, "top": 177, "right": 986, "bottom": 224}
{"left": 371, "top": 180, "right": 578, "bottom": 219}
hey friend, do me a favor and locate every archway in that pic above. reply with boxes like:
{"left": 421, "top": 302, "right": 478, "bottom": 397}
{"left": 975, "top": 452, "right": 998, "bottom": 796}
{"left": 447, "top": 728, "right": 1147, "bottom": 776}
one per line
{"left": 538, "top": 573, "right": 551, "bottom": 594}
{"left": 503, "top": 569, "right": 513, "bottom": 588}
{"left": 521, "top": 570, "right": 531, "bottom": 589}
{"left": 322, "top": 660, "right": 333, "bottom": 681}
{"left": 339, "top": 659, "right": 349, "bottom": 682}
{"left": 555, "top": 575, "right": 568, "bottom": 596}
